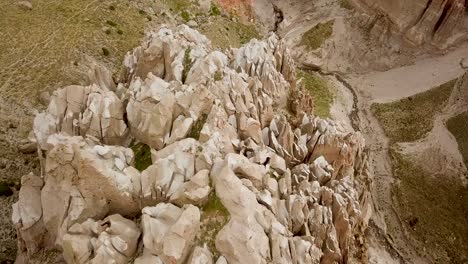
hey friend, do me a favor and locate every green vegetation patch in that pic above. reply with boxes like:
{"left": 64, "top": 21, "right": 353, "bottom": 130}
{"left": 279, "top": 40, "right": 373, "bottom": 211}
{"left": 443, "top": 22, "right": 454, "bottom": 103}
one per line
{"left": 161, "top": 0, "right": 192, "bottom": 21}
{"left": 210, "top": 3, "right": 222, "bottom": 16}
{"left": 188, "top": 114, "right": 208, "bottom": 140}
{"left": 162, "top": 0, "right": 191, "bottom": 12}
{"left": 196, "top": 191, "right": 230, "bottom": 259}
{"left": 0, "top": 0, "right": 146, "bottom": 105}
{"left": 390, "top": 148, "right": 468, "bottom": 263}
{"left": 181, "top": 10, "right": 191, "bottom": 22}
{"left": 200, "top": 16, "right": 260, "bottom": 49}
{"left": 447, "top": 111, "right": 468, "bottom": 168}
{"left": 131, "top": 143, "right": 152, "bottom": 172}
{"left": 300, "top": 21, "right": 334, "bottom": 50}
{"left": 371, "top": 80, "right": 456, "bottom": 143}
{"left": 102, "top": 47, "right": 110, "bottom": 56}
{"left": 182, "top": 48, "right": 194, "bottom": 84}
{"left": 214, "top": 70, "right": 223, "bottom": 81}
{"left": 339, "top": 0, "right": 353, "bottom": 10}
{"left": 0, "top": 181, "right": 13, "bottom": 197}
{"left": 298, "top": 70, "right": 334, "bottom": 118}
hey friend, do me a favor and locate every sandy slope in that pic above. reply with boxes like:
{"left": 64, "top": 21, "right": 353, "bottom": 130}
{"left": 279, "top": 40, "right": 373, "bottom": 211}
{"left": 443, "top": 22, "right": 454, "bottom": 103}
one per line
{"left": 348, "top": 43, "right": 468, "bottom": 104}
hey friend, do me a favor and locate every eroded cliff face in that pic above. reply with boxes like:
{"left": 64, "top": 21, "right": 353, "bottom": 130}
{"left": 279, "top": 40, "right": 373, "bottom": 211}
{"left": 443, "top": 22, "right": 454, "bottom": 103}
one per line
{"left": 12, "top": 25, "right": 373, "bottom": 264}
{"left": 352, "top": 0, "right": 467, "bottom": 47}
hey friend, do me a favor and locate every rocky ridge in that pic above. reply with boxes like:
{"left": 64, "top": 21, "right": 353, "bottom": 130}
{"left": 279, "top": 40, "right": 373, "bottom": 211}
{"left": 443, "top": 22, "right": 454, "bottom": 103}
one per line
{"left": 12, "top": 25, "right": 372, "bottom": 264}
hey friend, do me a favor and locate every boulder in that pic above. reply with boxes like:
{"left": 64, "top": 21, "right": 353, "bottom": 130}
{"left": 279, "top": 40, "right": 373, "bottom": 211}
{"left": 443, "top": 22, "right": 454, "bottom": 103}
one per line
{"left": 170, "top": 169, "right": 211, "bottom": 207}
{"left": 211, "top": 161, "right": 270, "bottom": 263}
{"left": 88, "top": 63, "right": 116, "bottom": 92}
{"left": 121, "top": 25, "right": 210, "bottom": 83}
{"left": 187, "top": 246, "right": 213, "bottom": 264}
{"left": 62, "top": 214, "right": 140, "bottom": 264}
{"left": 134, "top": 252, "right": 164, "bottom": 264}
{"left": 12, "top": 173, "right": 46, "bottom": 255}
{"left": 141, "top": 203, "right": 200, "bottom": 263}
{"left": 17, "top": 0, "right": 32, "bottom": 10}
{"left": 141, "top": 149, "right": 195, "bottom": 205}
{"left": 126, "top": 76, "right": 175, "bottom": 150}
{"left": 41, "top": 135, "right": 140, "bottom": 246}
{"left": 34, "top": 85, "right": 128, "bottom": 148}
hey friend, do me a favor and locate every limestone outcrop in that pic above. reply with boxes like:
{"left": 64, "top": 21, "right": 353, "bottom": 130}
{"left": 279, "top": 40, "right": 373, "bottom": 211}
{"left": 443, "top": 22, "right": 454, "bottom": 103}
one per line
{"left": 62, "top": 214, "right": 140, "bottom": 264}
{"left": 15, "top": 25, "right": 372, "bottom": 264}
{"left": 141, "top": 203, "right": 200, "bottom": 263}
{"left": 34, "top": 84, "right": 129, "bottom": 149}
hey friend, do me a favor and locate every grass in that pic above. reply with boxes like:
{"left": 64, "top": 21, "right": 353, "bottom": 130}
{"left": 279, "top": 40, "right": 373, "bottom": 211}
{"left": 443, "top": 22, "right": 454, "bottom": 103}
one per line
{"left": 371, "top": 80, "right": 456, "bottom": 142}
{"left": 372, "top": 80, "right": 468, "bottom": 262}
{"left": 131, "top": 142, "right": 152, "bottom": 172}
{"left": 102, "top": 47, "right": 110, "bottom": 56}
{"left": 339, "top": 0, "right": 353, "bottom": 10}
{"left": 210, "top": 3, "right": 221, "bottom": 16}
{"left": 161, "top": 0, "right": 192, "bottom": 22}
{"left": 106, "top": 20, "right": 117, "bottom": 27}
{"left": 446, "top": 111, "right": 468, "bottom": 168}
{"left": 199, "top": 16, "right": 260, "bottom": 49}
{"left": 0, "top": 0, "right": 146, "bottom": 106}
{"left": 300, "top": 21, "right": 334, "bottom": 50}
{"left": 188, "top": 114, "right": 208, "bottom": 140}
{"left": 390, "top": 148, "right": 468, "bottom": 263}
{"left": 182, "top": 48, "right": 194, "bottom": 84}
{"left": 162, "top": 0, "right": 191, "bottom": 12}
{"left": 214, "top": 71, "right": 223, "bottom": 81}
{"left": 181, "top": 10, "right": 191, "bottom": 22}
{"left": 297, "top": 70, "right": 334, "bottom": 118}
{"left": 196, "top": 191, "right": 230, "bottom": 259}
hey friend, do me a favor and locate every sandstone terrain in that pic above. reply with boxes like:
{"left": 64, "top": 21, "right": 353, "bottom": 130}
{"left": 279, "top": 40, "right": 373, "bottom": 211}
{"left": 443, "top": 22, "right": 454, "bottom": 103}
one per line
{"left": 1, "top": 0, "right": 467, "bottom": 263}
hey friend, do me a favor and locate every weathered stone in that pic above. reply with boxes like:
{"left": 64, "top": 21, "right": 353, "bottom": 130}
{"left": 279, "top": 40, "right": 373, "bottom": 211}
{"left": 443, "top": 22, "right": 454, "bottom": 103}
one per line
{"left": 34, "top": 85, "right": 128, "bottom": 148}
{"left": 62, "top": 214, "right": 140, "bottom": 264}
{"left": 17, "top": 0, "right": 32, "bottom": 10}
{"left": 187, "top": 246, "right": 213, "bottom": 264}
{"left": 170, "top": 169, "right": 211, "bottom": 207}
{"left": 141, "top": 150, "right": 195, "bottom": 205}
{"left": 211, "top": 161, "right": 270, "bottom": 263}
{"left": 41, "top": 135, "right": 139, "bottom": 246}
{"left": 225, "top": 153, "right": 267, "bottom": 189}
{"left": 352, "top": 0, "right": 467, "bottom": 47}
{"left": 141, "top": 203, "right": 200, "bottom": 263}
{"left": 12, "top": 173, "right": 46, "bottom": 255}
{"left": 88, "top": 62, "right": 116, "bottom": 92}
{"left": 126, "top": 77, "right": 175, "bottom": 150}
{"left": 20, "top": 25, "right": 373, "bottom": 264}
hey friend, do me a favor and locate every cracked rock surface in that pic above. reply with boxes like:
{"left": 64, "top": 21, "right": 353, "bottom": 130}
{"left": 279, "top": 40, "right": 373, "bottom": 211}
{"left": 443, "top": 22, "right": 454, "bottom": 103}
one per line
{"left": 14, "top": 25, "right": 372, "bottom": 264}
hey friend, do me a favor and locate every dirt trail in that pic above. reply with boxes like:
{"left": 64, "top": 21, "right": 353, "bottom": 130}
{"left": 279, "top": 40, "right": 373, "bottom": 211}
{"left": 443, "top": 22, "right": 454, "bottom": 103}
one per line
{"left": 348, "top": 82, "right": 424, "bottom": 264}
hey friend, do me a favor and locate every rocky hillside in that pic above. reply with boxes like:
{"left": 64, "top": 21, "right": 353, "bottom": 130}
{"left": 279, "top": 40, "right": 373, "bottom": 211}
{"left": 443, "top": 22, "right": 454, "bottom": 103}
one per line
{"left": 12, "top": 26, "right": 372, "bottom": 263}
{"left": 351, "top": 0, "right": 467, "bottom": 47}
{"left": 5, "top": 1, "right": 468, "bottom": 263}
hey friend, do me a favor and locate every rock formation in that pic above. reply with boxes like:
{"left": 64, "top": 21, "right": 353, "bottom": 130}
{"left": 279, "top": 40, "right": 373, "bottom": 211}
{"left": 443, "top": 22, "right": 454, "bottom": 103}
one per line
{"left": 14, "top": 25, "right": 372, "bottom": 263}
{"left": 351, "top": 0, "right": 467, "bottom": 47}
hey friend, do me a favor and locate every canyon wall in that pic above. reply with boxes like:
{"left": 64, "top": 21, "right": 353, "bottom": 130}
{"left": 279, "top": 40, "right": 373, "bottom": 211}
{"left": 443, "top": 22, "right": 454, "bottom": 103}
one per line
{"left": 352, "top": 0, "right": 467, "bottom": 47}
